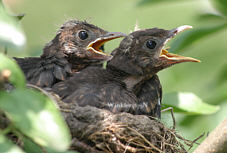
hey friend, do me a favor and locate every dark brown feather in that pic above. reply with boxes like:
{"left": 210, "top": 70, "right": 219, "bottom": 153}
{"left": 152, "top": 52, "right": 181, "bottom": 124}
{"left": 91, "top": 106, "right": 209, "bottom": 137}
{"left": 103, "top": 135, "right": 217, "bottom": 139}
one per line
{"left": 136, "top": 75, "right": 162, "bottom": 118}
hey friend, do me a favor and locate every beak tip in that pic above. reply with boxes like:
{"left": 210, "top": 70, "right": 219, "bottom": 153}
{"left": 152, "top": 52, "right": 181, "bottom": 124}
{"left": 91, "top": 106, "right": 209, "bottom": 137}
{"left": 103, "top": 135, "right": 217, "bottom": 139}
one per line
{"left": 102, "top": 55, "right": 113, "bottom": 61}
{"left": 118, "top": 32, "right": 127, "bottom": 37}
{"left": 185, "top": 25, "right": 193, "bottom": 29}
{"left": 187, "top": 58, "right": 201, "bottom": 63}
{"left": 193, "top": 58, "right": 201, "bottom": 63}
{"left": 179, "top": 25, "right": 193, "bottom": 30}
{"left": 172, "top": 25, "right": 193, "bottom": 35}
{"left": 107, "top": 32, "right": 127, "bottom": 37}
{"left": 108, "top": 55, "right": 113, "bottom": 60}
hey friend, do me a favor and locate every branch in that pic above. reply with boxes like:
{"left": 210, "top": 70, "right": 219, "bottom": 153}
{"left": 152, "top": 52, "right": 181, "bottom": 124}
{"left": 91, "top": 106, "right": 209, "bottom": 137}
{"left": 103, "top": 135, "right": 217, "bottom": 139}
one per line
{"left": 193, "top": 119, "right": 227, "bottom": 153}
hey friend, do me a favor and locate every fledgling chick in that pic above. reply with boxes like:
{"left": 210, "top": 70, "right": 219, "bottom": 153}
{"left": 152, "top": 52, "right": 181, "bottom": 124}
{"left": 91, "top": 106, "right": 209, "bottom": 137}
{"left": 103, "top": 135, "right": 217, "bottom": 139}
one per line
{"left": 14, "top": 20, "right": 126, "bottom": 87}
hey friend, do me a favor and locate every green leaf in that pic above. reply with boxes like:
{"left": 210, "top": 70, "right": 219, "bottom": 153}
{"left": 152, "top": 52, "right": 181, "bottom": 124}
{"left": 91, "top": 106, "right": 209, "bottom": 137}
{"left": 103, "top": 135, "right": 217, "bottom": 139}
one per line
{"left": 197, "top": 13, "right": 225, "bottom": 21}
{"left": 169, "top": 23, "right": 227, "bottom": 53}
{"left": 23, "top": 137, "right": 44, "bottom": 153}
{"left": 212, "top": 0, "right": 227, "bottom": 16}
{"left": 45, "top": 148, "right": 79, "bottom": 153}
{"left": 137, "top": 0, "right": 184, "bottom": 6}
{"left": 0, "top": 134, "right": 25, "bottom": 153}
{"left": 217, "top": 63, "right": 227, "bottom": 85}
{"left": 0, "top": 1, "right": 26, "bottom": 48}
{"left": 0, "top": 53, "right": 25, "bottom": 88}
{"left": 0, "top": 89, "right": 71, "bottom": 151}
{"left": 138, "top": 0, "right": 164, "bottom": 6}
{"left": 23, "top": 138, "right": 79, "bottom": 153}
{"left": 162, "top": 92, "right": 220, "bottom": 115}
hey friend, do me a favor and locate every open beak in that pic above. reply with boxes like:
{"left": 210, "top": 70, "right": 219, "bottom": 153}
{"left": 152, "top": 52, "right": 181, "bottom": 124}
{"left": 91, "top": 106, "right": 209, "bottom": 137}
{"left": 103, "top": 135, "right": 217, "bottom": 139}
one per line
{"left": 160, "top": 49, "right": 200, "bottom": 63}
{"left": 87, "top": 32, "right": 127, "bottom": 61}
{"left": 159, "top": 25, "right": 200, "bottom": 64}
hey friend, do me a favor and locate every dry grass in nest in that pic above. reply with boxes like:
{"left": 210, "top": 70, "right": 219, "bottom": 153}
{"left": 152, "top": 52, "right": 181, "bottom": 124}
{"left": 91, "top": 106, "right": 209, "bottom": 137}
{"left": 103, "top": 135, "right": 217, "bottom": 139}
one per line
{"left": 89, "top": 121, "right": 200, "bottom": 153}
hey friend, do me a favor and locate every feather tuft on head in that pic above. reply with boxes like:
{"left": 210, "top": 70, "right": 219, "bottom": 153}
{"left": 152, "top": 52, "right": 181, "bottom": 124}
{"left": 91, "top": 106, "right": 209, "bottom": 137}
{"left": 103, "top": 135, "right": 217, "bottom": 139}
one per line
{"left": 134, "top": 20, "right": 140, "bottom": 31}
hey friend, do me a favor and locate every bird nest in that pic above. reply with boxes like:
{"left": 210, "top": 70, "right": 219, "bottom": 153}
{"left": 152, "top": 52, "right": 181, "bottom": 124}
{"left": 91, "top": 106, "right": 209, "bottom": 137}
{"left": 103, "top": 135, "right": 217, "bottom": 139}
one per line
{"left": 56, "top": 98, "right": 199, "bottom": 153}
{"left": 89, "top": 123, "right": 187, "bottom": 153}
{"left": 0, "top": 83, "right": 200, "bottom": 153}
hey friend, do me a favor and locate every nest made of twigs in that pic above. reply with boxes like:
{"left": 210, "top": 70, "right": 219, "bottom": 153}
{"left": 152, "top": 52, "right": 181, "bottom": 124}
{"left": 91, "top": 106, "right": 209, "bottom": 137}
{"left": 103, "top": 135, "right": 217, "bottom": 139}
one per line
{"left": 27, "top": 85, "right": 201, "bottom": 153}
{"left": 56, "top": 99, "right": 199, "bottom": 153}
{"left": 88, "top": 121, "right": 193, "bottom": 153}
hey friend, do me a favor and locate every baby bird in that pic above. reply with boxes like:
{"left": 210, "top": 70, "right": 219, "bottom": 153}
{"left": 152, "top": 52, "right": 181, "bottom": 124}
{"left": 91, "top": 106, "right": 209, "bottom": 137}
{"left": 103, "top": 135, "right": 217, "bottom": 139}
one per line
{"left": 14, "top": 20, "right": 126, "bottom": 87}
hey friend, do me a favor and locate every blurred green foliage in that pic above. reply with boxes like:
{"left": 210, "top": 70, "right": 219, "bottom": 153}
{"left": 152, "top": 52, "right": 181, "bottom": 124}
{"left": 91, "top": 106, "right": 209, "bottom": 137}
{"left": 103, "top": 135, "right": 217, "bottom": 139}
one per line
{"left": 0, "top": 53, "right": 25, "bottom": 88}
{"left": 0, "top": 0, "right": 227, "bottom": 152}
{"left": 163, "top": 92, "right": 220, "bottom": 115}
{"left": 0, "top": 0, "right": 25, "bottom": 49}
{"left": 211, "top": 0, "right": 227, "bottom": 16}
{"left": 0, "top": 88, "right": 71, "bottom": 151}
{"left": 169, "top": 23, "right": 227, "bottom": 53}
{"left": 0, "top": 135, "right": 25, "bottom": 153}
{"left": 0, "top": 2, "right": 73, "bottom": 152}
{"left": 0, "top": 54, "right": 73, "bottom": 153}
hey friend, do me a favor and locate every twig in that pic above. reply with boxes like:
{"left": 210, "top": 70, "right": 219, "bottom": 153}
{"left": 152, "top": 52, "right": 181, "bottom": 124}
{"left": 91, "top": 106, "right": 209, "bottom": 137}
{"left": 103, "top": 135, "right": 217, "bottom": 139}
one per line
{"left": 126, "top": 126, "right": 164, "bottom": 153}
{"left": 161, "top": 107, "right": 176, "bottom": 129}
{"left": 188, "top": 132, "right": 205, "bottom": 150}
{"left": 193, "top": 119, "right": 227, "bottom": 153}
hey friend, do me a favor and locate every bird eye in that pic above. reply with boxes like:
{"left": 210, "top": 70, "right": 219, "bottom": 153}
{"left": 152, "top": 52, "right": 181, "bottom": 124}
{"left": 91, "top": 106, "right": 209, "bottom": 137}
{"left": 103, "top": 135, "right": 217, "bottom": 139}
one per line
{"left": 146, "top": 40, "right": 157, "bottom": 49}
{"left": 78, "top": 31, "right": 88, "bottom": 40}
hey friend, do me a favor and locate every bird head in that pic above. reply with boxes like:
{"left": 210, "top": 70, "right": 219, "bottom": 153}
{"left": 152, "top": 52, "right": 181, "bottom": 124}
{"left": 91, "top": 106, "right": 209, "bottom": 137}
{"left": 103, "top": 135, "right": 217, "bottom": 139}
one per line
{"left": 42, "top": 20, "right": 126, "bottom": 62}
{"left": 108, "top": 25, "right": 200, "bottom": 75}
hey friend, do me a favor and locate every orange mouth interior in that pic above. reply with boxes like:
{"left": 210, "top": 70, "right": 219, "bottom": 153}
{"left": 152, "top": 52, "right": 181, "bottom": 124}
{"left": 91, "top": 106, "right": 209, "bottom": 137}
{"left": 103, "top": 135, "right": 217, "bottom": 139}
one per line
{"left": 87, "top": 34, "right": 123, "bottom": 54}
{"left": 160, "top": 49, "right": 201, "bottom": 63}
{"left": 91, "top": 37, "right": 118, "bottom": 52}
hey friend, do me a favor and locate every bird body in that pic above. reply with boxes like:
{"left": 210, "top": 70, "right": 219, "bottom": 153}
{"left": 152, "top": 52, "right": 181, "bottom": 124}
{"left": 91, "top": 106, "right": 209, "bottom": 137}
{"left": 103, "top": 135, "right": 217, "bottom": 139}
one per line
{"left": 14, "top": 55, "right": 71, "bottom": 87}
{"left": 136, "top": 75, "right": 162, "bottom": 118}
{"left": 53, "top": 66, "right": 138, "bottom": 113}
{"left": 53, "top": 66, "right": 162, "bottom": 117}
